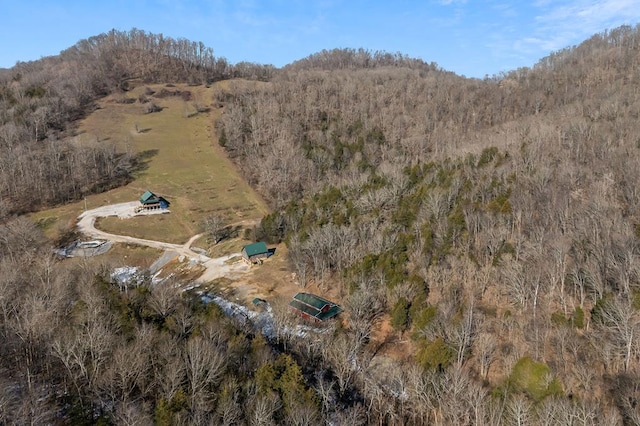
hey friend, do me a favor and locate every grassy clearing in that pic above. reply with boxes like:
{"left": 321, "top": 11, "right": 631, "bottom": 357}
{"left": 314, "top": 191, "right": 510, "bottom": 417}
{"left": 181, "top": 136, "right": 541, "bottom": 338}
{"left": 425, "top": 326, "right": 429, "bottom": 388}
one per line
{"left": 104, "top": 243, "right": 165, "bottom": 268}
{"left": 32, "top": 82, "right": 269, "bottom": 245}
{"left": 95, "top": 214, "right": 190, "bottom": 245}
{"left": 207, "top": 237, "right": 249, "bottom": 258}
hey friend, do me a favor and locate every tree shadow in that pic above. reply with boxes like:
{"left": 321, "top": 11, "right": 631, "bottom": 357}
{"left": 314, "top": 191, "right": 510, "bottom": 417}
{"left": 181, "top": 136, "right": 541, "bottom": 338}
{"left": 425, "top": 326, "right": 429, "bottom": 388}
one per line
{"left": 144, "top": 104, "right": 164, "bottom": 114}
{"left": 219, "top": 225, "right": 244, "bottom": 239}
{"left": 131, "top": 149, "right": 159, "bottom": 174}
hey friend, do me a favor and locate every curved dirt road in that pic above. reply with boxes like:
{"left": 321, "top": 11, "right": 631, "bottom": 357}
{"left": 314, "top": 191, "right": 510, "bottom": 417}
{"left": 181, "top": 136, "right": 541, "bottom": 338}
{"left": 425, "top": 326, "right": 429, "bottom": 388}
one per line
{"left": 77, "top": 202, "right": 248, "bottom": 282}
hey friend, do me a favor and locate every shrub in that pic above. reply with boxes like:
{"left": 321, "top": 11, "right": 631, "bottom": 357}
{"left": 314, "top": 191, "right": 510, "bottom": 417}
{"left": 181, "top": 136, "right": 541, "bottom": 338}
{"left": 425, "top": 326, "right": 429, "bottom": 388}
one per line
{"left": 416, "top": 337, "right": 454, "bottom": 371}
{"left": 590, "top": 293, "right": 613, "bottom": 325}
{"left": 390, "top": 297, "right": 410, "bottom": 332}
{"left": 145, "top": 102, "right": 163, "bottom": 113}
{"left": 551, "top": 311, "right": 569, "bottom": 326}
{"left": 410, "top": 305, "right": 437, "bottom": 335}
{"left": 572, "top": 306, "right": 585, "bottom": 328}
{"left": 508, "top": 357, "right": 562, "bottom": 401}
{"left": 25, "top": 85, "right": 46, "bottom": 98}
{"left": 477, "top": 146, "right": 499, "bottom": 167}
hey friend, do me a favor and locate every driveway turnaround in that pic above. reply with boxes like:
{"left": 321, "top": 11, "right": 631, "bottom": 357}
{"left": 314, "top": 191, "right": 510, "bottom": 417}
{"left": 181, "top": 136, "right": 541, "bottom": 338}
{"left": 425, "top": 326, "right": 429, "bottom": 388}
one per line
{"left": 77, "top": 202, "right": 248, "bottom": 282}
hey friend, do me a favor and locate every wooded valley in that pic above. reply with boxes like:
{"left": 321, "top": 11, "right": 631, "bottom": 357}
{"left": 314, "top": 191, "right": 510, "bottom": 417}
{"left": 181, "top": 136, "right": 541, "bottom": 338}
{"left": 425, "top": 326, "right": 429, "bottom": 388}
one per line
{"left": 2, "top": 26, "right": 640, "bottom": 424}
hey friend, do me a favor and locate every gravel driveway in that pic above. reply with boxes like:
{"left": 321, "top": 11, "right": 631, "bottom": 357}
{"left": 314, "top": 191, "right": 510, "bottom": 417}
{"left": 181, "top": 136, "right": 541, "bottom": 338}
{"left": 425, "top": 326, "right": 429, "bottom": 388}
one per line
{"left": 77, "top": 202, "right": 248, "bottom": 282}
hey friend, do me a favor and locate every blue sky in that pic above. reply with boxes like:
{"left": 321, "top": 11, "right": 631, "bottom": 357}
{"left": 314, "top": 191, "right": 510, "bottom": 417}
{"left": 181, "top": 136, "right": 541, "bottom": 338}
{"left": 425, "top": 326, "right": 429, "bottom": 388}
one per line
{"left": 1, "top": 0, "right": 640, "bottom": 78}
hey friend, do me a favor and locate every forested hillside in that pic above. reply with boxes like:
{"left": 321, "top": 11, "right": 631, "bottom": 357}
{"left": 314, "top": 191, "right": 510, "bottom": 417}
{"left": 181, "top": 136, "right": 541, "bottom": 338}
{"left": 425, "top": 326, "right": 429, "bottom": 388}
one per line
{"left": 217, "top": 24, "right": 640, "bottom": 423}
{"left": 3, "top": 25, "right": 640, "bottom": 424}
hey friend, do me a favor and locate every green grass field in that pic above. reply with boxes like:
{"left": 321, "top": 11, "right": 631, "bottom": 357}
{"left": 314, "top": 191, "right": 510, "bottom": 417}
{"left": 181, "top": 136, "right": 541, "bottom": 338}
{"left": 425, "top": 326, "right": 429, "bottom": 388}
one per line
{"left": 32, "top": 82, "right": 269, "bottom": 246}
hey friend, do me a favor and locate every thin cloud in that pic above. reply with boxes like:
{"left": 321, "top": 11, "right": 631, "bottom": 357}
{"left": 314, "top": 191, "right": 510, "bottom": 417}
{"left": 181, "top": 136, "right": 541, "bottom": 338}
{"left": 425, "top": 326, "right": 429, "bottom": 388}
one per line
{"left": 524, "top": 0, "right": 640, "bottom": 53}
{"left": 437, "top": 0, "right": 467, "bottom": 5}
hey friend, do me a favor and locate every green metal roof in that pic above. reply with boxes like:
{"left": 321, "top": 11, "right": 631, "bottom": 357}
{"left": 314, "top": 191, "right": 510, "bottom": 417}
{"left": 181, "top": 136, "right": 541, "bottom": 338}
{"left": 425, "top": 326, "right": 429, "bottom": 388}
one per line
{"left": 289, "top": 292, "right": 342, "bottom": 321}
{"left": 140, "top": 190, "right": 170, "bottom": 207}
{"left": 252, "top": 297, "right": 267, "bottom": 306}
{"left": 140, "top": 190, "right": 158, "bottom": 204}
{"left": 293, "top": 292, "right": 330, "bottom": 310}
{"left": 242, "top": 242, "right": 268, "bottom": 257}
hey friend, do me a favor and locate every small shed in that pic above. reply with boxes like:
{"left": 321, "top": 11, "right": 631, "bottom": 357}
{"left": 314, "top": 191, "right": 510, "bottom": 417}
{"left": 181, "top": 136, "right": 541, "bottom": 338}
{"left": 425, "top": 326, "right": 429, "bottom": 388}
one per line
{"left": 289, "top": 292, "right": 342, "bottom": 322}
{"left": 139, "top": 190, "right": 170, "bottom": 210}
{"left": 242, "top": 242, "right": 269, "bottom": 264}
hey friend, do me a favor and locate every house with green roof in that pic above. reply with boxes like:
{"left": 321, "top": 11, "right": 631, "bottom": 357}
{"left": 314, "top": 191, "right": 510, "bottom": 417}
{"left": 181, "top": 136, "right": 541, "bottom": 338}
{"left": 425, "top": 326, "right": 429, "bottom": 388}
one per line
{"left": 289, "top": 292, "right": 343, "bottom": 322}
{"left": 241, "top": 241, "right": 269, "bottom": 264}
{"left": 138, "top": 190, "right": 170, "bottom": 211}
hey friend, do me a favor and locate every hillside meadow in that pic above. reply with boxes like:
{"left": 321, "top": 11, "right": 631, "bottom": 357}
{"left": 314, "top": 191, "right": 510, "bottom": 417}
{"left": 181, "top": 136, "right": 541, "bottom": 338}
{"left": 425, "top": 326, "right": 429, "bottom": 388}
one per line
{"left": 32, "top": 82, "right": 269, "bottom": 245}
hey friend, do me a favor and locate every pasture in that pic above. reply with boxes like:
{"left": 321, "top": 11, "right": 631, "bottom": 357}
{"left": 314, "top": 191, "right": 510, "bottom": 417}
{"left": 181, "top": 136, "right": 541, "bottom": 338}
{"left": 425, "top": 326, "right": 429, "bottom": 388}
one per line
{"left": 33, "top": 82, "right": 269, "bottom": 246}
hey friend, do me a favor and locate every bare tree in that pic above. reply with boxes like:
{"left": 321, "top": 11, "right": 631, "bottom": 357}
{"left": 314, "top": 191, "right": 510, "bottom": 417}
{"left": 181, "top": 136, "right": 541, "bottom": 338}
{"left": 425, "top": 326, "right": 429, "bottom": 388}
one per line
{"left": 330, "top": 402, "right": 367, "bottom": 426}
{"left": 322, "top": 333, "right": 359, "bottom": 396}
{"left": 155, "top": 337, "right": 186, "bottom": 402}
{"left": 204, "top": 212, "right": 226, "bottom": 244}
{"left": 147, "top": 280, "right": 181, "bottom": 320}
{"left": 504, "top": 393, "right": 532, "bottom": 426}
{"left": 183, "top": 336, "right": 227, "bottom": 410}
{"left": 216, "top": 379, "right": 243, "bottom": 426}
{"left": 100, "top": 327, "right": 154, "bottom": 403}
{"left": 113, "top": 400, "right": 153, "bottom": 426}
{"left": 406, "top": 365, "right": 438, "bottom": 424}
{"left": 596, "top": 296, "right": 640, "bottom": 372}
{"left": 313, "top": 372, "right": 336, "bottom": 417}
{"left": 475, "top": 331, "right": 497, "bottom": 380}
{"left": 247, "top": 390, "right": 280, "bottom": 426}
{"left": 345, "top": 279, "right": 386, "bottom": 347}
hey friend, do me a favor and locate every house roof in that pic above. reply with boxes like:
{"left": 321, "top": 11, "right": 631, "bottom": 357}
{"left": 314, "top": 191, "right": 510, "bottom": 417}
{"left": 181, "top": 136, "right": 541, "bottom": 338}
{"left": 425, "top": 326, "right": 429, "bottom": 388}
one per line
{"left": 140, "top": 190, "right": 170, "bottom": 206}
{"left": 242, "top": 242, "right": 268, "bottom": 257}
{"left": 140, "top": 190, "right": 159, "bottom": 204}
{"left": 289, "top": 292, "right": 343, "bottom": 321}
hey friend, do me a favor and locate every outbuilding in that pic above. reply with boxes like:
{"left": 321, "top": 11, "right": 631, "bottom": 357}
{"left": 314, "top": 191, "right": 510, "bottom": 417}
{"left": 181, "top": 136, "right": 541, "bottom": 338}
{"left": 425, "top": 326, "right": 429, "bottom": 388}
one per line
{"left": 241, "top": 241, "right": 269, "bottom": 264}
{"left": 289, "top": 292, "right": 342, "bottom": 322}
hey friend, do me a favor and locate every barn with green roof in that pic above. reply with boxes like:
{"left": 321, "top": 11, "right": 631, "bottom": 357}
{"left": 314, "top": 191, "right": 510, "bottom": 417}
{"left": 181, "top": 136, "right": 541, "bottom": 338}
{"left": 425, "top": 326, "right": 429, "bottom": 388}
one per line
{"left": 289, "top": 292, "right": 343, "bottom": 322}
{"left": 241, "top": 241, "right": 269, "bottom": 264}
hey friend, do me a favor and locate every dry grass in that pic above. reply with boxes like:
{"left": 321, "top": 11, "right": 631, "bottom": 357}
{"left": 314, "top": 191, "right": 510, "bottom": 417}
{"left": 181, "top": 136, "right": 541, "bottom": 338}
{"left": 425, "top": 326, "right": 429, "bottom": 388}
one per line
{"left": 207, "top": 237, "right": 250, "bottom": 258}
{"left": 32, "top": 82, "right": 269, "bottom": 243}
{"left": 104, "top": 243, "right": 165, "bottom": 268}
{"left": 229, "top": 244, "right": 299, "bottom": 300}
{"left": 62, "top": 243, "right": 164, "bottom": 271}
{"left": 95, "top": 214, "right": 191, "bottom": 245}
